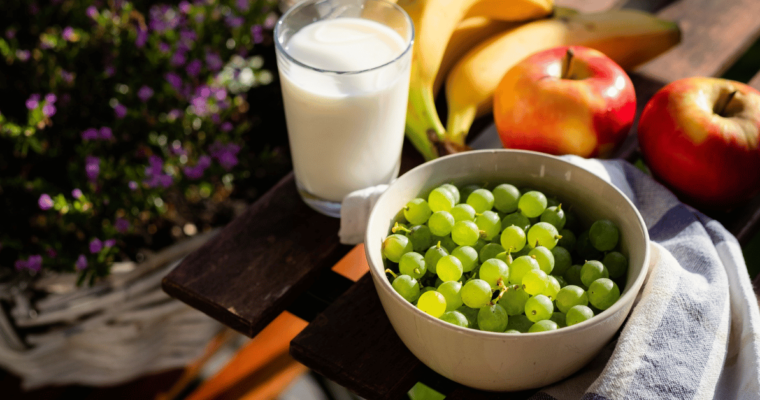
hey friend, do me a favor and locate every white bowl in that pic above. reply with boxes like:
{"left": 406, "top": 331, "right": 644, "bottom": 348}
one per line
{"left": 365, "top": 149, "right": 650, "bottom": 391}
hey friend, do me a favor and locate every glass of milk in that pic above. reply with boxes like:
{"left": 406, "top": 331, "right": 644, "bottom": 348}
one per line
{"left": 275, "top": 0, "right": 414, "bottom": 217}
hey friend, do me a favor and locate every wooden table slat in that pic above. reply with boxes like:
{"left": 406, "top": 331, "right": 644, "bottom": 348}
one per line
{"left": 750, "top": 70, "right": 760, "bottom": 91}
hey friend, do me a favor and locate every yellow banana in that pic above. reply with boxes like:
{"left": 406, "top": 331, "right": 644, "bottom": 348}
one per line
{"left": 400, "top": 0, "right": 554, "bottom": 160}
{"left": 445, "top": 9, "right": 681, "bottom": 145}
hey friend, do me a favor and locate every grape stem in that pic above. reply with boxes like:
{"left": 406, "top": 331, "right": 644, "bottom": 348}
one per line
{"left": 385, "top": 269, "right": 398, "bottom": 279}
{"left": 491, "top": 278, "right": 509, "bottom": 305}
{"left": 479, "top": 230, "right": 488, "bottom": 239}
{"left": 414, "top": 268, "right": 421, "bottom": 275}
{"left": 392, "top": 222, "right": 411, "bottom": 234}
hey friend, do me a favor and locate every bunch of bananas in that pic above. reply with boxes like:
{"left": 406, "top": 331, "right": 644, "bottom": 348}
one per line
{"left": 397, "top": 0, "right": 681, "bottom": 160}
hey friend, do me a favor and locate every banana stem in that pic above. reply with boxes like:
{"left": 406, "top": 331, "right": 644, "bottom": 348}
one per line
{"left": 446, "top": 105, "right": 477, "bottom": 146}
{"left": 405, "top": 83, "right": 446, "bottom": 161}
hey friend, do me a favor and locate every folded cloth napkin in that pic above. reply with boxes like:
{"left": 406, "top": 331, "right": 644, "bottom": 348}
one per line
{"left": 339, "top": 155, "right": 760, "bottom": 400}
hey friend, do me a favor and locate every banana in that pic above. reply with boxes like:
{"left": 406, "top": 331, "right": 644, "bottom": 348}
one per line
{"left": 400, "top": 0, "right": 554, "bottom": 160}
{"left": 445, "top": 9, "right": 681, "bottom": 145}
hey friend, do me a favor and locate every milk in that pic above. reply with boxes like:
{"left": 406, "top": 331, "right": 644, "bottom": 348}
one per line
{"left": 278, "top": 18, "right": 411, "bottom": 203}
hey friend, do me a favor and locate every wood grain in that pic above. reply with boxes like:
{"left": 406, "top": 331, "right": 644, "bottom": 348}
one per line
{"left": 556, "top": 0, "right": 624, "bottom": 13}
{"left": 750, "top": 70, "right": 760, "bottom": 90}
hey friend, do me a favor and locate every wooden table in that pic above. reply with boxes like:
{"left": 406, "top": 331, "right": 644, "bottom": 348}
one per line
{"left": 162, "top": 0, "right": 760, "bottom": 398}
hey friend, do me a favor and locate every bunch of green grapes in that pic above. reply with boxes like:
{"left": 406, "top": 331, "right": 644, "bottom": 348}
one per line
{"left": 383, "top": 182, "right": 628, "bottom": 333}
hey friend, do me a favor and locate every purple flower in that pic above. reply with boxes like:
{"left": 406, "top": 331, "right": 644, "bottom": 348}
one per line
{"left": 38, "top": 194, "right": 54, "bottom": 210}
{"left": 199, "top": 86, "right": 212, "bottom": 98}
{"left": 60, "top": 70, "right": 75, "bottom": 83}
{"left": 214, "top": 88, "right": 227, "bottom": 101}
{"left": 252, "top": 25, "right": 264, "bottom": 44}
{"left": 226, "top": 16, "right": 244, "bottom": 28}
{"left": 180, "top": 30, "right": 197, "bottom": 43}
{"left": 211, "top": 113, "right": 220, "bottom": 124}
{"left": 82, "top": 128, "right": 99, "bottom": 140}
{"left": 46, "top": 248, "right": 57, "bottom": 258}
{"left": 90, "top": 238, "right": 103, "bottom": 254}
{"left": 168, "top": 109, "right": 182, "bottom": 120}
{"left": 165, "top": 72, "right": 183, "bottom": 91}
{"left": 62, "top": 26, "right": 75, "bottom": 41}
{"left": 14, "top": 259, "right": 27, "bottom": 271}
{"left": 5, "top": 28, "right": 16, "bottom": 39}
{"left": 191, "top": 96, "right": 209, "bottom": 116}
{"left": 72, "top": 188, "right": 83, "bottom": 199}
{"left": 104, "top": 239, "right": 116, "bottom": 248}
{"left": 114, "top": 104, "right": 127, "bottom": 119}
{"left": 45, "top": 93, "right": 57, "bottom": 103}
{"left": 186, "top": 59, "right": 202, "bottom": 77}
{"left": 85, "top": 156, "right": 100, "bottom": 182}
{"left": 171, "top": 51, "right": 187, "bottom": 66}
{"left": 179, "top": 1, "right": 191, "bottom": 13}
{"left": 27, "top": 255, "right": 42, "bottom": 272}
{"left": 183, "top": 155, "right": 211, "bottom": 179}
{"left": 210, "top": 141, "right": 241, "bottom": 170}
{"left": 149, "top": 5, "right": 181, "bottom": 33}
{"left": 143, "top": 156, "right": 173, "bottom": 188}
{"left": 16, "top": 50, "right": 30, "bottom": 61}
{"left": 221, "top": 122, "right": 233, "bottom": 132}
{"left": 205, "top": 51, "right": 223, "bottom": 71}
{"left": 75, "top": 254, "right": 88, "bottom": 270}
{"left": 137, "top": 86, "right": 154, "bottom": 102}
{"left": 128, "top": 181, "right": 138, "bottom": 190}
{"left": 99, "top": 127, "right": 113, "bottom": 140}
{"left": 86, "top": 5, "right": 98, "bottom": 19}
{"left": 159, "top": 42, "right": 170, "bottom": 54}
{"left": 136, "top": 28, "right": 148, "bottom": 48}
{"left": 264, "top": 14, "right": 277, "bottom": 30}
{"left": 115, "top": 217, "right": 130, "bottom": 233}
{"left": 26, "top": 94, "right": 40, "bottom": 110}
{"left": 104, "top": 66, "right": 114, "bottom": 77}
{"left": 237, "top": 0, "right": 250, "bottom": 11}
{"left": 170, "top": 141, "right": 187, "bottom": 156}
{"left": 42, "top": 103, "right": 56, "bottom": 117}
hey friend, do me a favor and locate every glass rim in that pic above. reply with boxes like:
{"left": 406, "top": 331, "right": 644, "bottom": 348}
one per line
{"left": 274, "top": 0, "right": 415, "bottom": 75}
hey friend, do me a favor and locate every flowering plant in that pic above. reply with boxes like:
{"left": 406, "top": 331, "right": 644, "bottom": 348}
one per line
{"left": 0, "top": 0, "right": 289, "bottom": 285}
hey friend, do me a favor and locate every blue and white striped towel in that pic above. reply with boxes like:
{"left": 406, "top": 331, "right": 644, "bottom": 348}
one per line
{"left": 339, "top": 127, "right": 760, "bottom": 399}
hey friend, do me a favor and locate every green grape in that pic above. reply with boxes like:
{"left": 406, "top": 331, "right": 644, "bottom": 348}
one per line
{"left": 437, "top": 281, "right": 463, "bottom": 311}
{"left": 451, "top": 220, "right": 480, "bottom": 246}
{"left": 428, "top": 187, "right": 456, "bottom": 212}
{"left": 546, "top": 197, "right": 560, "bottom": 207}
{"left": 478, "top": 304, "right": 509, "bottom": 332}
{"left": 438, "top": 235, "right": 458, "bottom": 253}
{"left": 564, "top": 210, "right": 580, "bottom": 231}
{"left": 588, "top": 278, "right": 620, "bottom": 310}
{"left": 555, "top": 285, "right": 589, "bottom": 313}
{"left": 428, "top": 211, "right": 455, "bottom": 237}
{"left": 436, "top": 255, "right": 463, "bottom": 282}
{"left": 457, "top": 306, "right": 479, "bottom": 328}
{"left": 558, "top": 229, "right": 576, "bottom": 251}
{"left": 466, "top": 189, "right": 495, "bottom": 213}
{"left": 459, "top": 184, "right": 481, "bottom": 203}
{"left": 498, "top": 284, "right": 530, "bottom": 315}
{"left": 540, "top": 205, "right": 566, "bottom": 230}
{"left": 479, "top": 243, "right": 505, "bottom": 263}
{"left": 552, "top": 275, "right": 568, "bottom": 287}
{"left": 452, "top": 246, "right": 479, "bottom": 272}
{"left": 505, "top": 329, "right": 521, "bottom": 334}
{"left": 392, "top": 275, "right": 420, "bottom": 303}
{"left": 472, "top": 238, "right": 488, "bottom": 253}
{"left": 529, "top": 246, "right": 554, "bottom": 274}
{"left": 476, "top": 211, "right": 501, "bottom": 240}
{"left": 450, "top": 203, "right": 476, "bottom": 222}
{"left": 404, "top": 198, "right": 432, "bottom": 225}
{"left": 408, "top": 225, "right": 433, "bottom": 253}
{"left": 493, "top": 184, "right": 520, "bottom": 213}
{"left": 529, "top": 320, "right": 559, "bottom": 333}
{"left": 603, "top": 251, "right": 628, "bottom": 279}
{"left": 543, "top": 275, "right": 561, "bottom": 300}
{"left": 424, "top": 244, "right": 448, "bottom": 274}
{"left": 550, "top": 311, "right": 566, "bottom": 328}
{"left": 417, "top": 291, "right": 446, "bottom": 318}
{"left": 506, "top": 314, "right": 533, "bottom": 333}
{"left": 440, "top": 183, "right": 461, "bottom": 204}
{"left": 576, "top": 231, "right": 603, "bottom": 260}
{"left": 518, "top": 191, "right": 548, "bottom": 218}
{"left": 581, "top": 260, "right": 609, "bottom": 288}
{"left": 589, "top": 220, "right": 620, "bottom": 251}
{"left": 527, "top": 222, "right": 560, "bottom": 250}
{"left": 479, "top": 259, "right": 509, "bottom": 288}
{"left": 522, "top": 269, "right": 548, "bottom": 295}
{"left": 500, "top": 225, "right": 526, "bottom": 252}
{"left": 501, "top": 212, "right": 531, "bottom": 232}
{"left": 440, "top": 311, "right": 469, "bottom": 328}
{"left": 550, "top": 246, "right": 572, "bottom": 276}
{"left": 564, "top": 264, "right": 585, "bottom": 288}
{"left": 508, "top": 255, "right": 540, "bottom": 285}
{"left": 524, "top": 294, "right": 553, "bottom": 322}
{"left": 399, "top": 252, "right": 427, "bottom": 280}
{"left": 460, "top": 279, "right": 492, "bottom": 308}
{"left": 382, "top": 234, "right": 413, "bottom": 263}
{"left": 566, "top": 305, "right": 594, "bottom": 326}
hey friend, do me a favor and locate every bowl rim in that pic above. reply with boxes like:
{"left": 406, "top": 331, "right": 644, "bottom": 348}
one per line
{"left": 365, "top": 149, "right": 651, "bottom": 338}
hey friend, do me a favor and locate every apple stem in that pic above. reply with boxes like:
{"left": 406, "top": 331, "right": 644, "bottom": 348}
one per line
{"left": 717, "top": 90, "right": 738, "bottom": 117}
{"left": 562, "top": 48, "right": 574, "bottom": 79}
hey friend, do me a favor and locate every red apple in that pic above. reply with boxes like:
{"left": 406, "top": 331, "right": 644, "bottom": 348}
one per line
{"left": 638, "top": 77, "right": 760, "bottom": 208}
{"left": 494, "top": 46, "right": 636, "bottom": 158}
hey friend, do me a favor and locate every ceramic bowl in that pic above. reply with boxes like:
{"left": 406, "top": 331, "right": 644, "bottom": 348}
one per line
{"left": 365, "top": 149, "right": 650, "bottom": 391}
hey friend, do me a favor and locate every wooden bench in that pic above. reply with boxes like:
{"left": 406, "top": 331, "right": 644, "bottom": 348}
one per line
{"left": 162, "top": 0, "right": 760, "bottom": 398}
